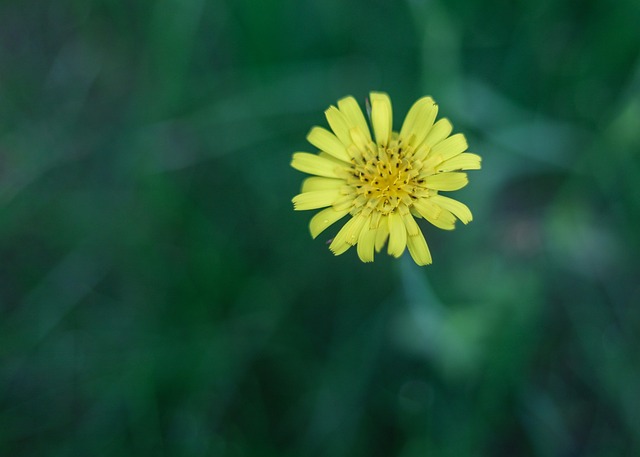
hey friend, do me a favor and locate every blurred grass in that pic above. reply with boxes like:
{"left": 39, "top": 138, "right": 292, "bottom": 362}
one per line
{"left": 1, "top": 0, "right": 640, "bottom": 456}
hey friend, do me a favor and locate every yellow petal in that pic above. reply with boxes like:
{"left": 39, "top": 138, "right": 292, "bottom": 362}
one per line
{"left": 309, "top": 207, "right": 350, "bottom": 238}
{"left": 329, "top": 213, "right": 368, "bottom": 255}
{"left": 428, "top": 210, "right": 456, "bottom": 230}
{"left": 292, "top": 189, "right": 341, "bottom": 210}
{"left": 412, "top": 198, "right": 440, "bottom": 220}
{"left": 301, "top": 177, "right": 344, "bottom": 192}
{"left": 399, "top": 97, "right": 437, "bottom": 147}
{"left": 332, "top": 195, "right": 355, "bottom": 211}
{"left": 356, "top": 215, "right": 377, "bottom": 263}
{"left": 400, "top": 210, "right": 420, "bottom": 237}
{"left": 291, "top": 152, "right": 344, "bottom": 178}
{"left": 317, "top": 151, "right": 349, "bottom": 165}
{"left": 337, "top": 96, "right": 372, "bottom": 141}
{"left": 324, "top": 106, "right": 353, "bottom": 148}
{"left": 430, "top": 133, "right": 468, "bottom": 161}
{"left": 349, "top": 127, "right": 371, "bottom": 153}
{"left": 329, "top": 238, "right": 351, "bottom": 255}
{"left": 413, "top": 198, "right": 456, "bottom": 230}
{"left": 387, "top": 211, "right": 407, "bottom": 257}
{"left": 423, "top": 172, "right": 468, "bottom": 191}
{"left": 422, "top": 118, "right": 452, "bottom": 147}
{"left": 407, "top": 231, "right": 432, "bottom": 266}
{"left": 370, "top": 91, "right": 393, "bottom": 147}
{"left": 436, "top": 153, "right": 482, "bottom": 172}
{"left": 375, "top": 216, "right": 390, "bottom": 252}
{"left": 411, "top": 144, "right": 431, "bottom": 163}
{"left": 307, "top": 126, "right": 350, "bottom": 162}
{"left": 370, "top": 210, "right": 382, "bottom": 230}
{"left": 429, "top": 195, "right": 473, "bottom": 224}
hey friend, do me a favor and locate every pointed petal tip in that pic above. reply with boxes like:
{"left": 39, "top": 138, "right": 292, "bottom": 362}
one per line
{"left": 370, "top": 92, "right": 393, "bottom": 146}
{"left": 416, "top": 259, "right": 433, "bottom": 266}
{"left": 407, "top": 231, "right": 433, "bottom": 265}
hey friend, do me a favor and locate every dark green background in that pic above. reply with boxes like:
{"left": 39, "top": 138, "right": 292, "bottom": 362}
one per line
{"left": 2, "top": 0, "right": 640, "bottom": 455}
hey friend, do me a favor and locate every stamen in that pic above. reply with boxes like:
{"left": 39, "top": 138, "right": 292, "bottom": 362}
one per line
{"left": 346, "top": 141, "right": 430, "bottom": 215}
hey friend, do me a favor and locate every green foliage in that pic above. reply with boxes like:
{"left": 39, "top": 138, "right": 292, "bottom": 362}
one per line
{"left": 1, "top": 0, "right": 640, "bottom": 455}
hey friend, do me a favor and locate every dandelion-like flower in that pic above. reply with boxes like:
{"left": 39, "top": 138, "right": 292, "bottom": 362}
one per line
{"left": 291, "top": 92, "right": 481, "bottom": 265}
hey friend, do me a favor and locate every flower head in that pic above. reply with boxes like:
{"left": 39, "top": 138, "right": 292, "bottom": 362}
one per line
{"left": 291, "top": 92, "right": 481, "bottom": 265}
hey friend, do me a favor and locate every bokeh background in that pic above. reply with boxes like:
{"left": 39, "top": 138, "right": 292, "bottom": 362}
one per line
{"left": 2, "top": 0, "right": 640, "bottom": 455}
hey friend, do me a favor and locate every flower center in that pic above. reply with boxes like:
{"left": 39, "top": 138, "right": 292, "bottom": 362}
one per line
{"left": 351, "top": 143, "right": 421, "bottom": 215}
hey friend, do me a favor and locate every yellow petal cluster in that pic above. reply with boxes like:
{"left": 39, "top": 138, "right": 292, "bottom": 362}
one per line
{"left": 291, "top": 92, "right": 481, "bottom": 265}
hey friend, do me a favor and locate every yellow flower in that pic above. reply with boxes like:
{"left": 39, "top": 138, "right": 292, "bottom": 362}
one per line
{"left": 291, "top": 92, "right": 481, "bottom": 265}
